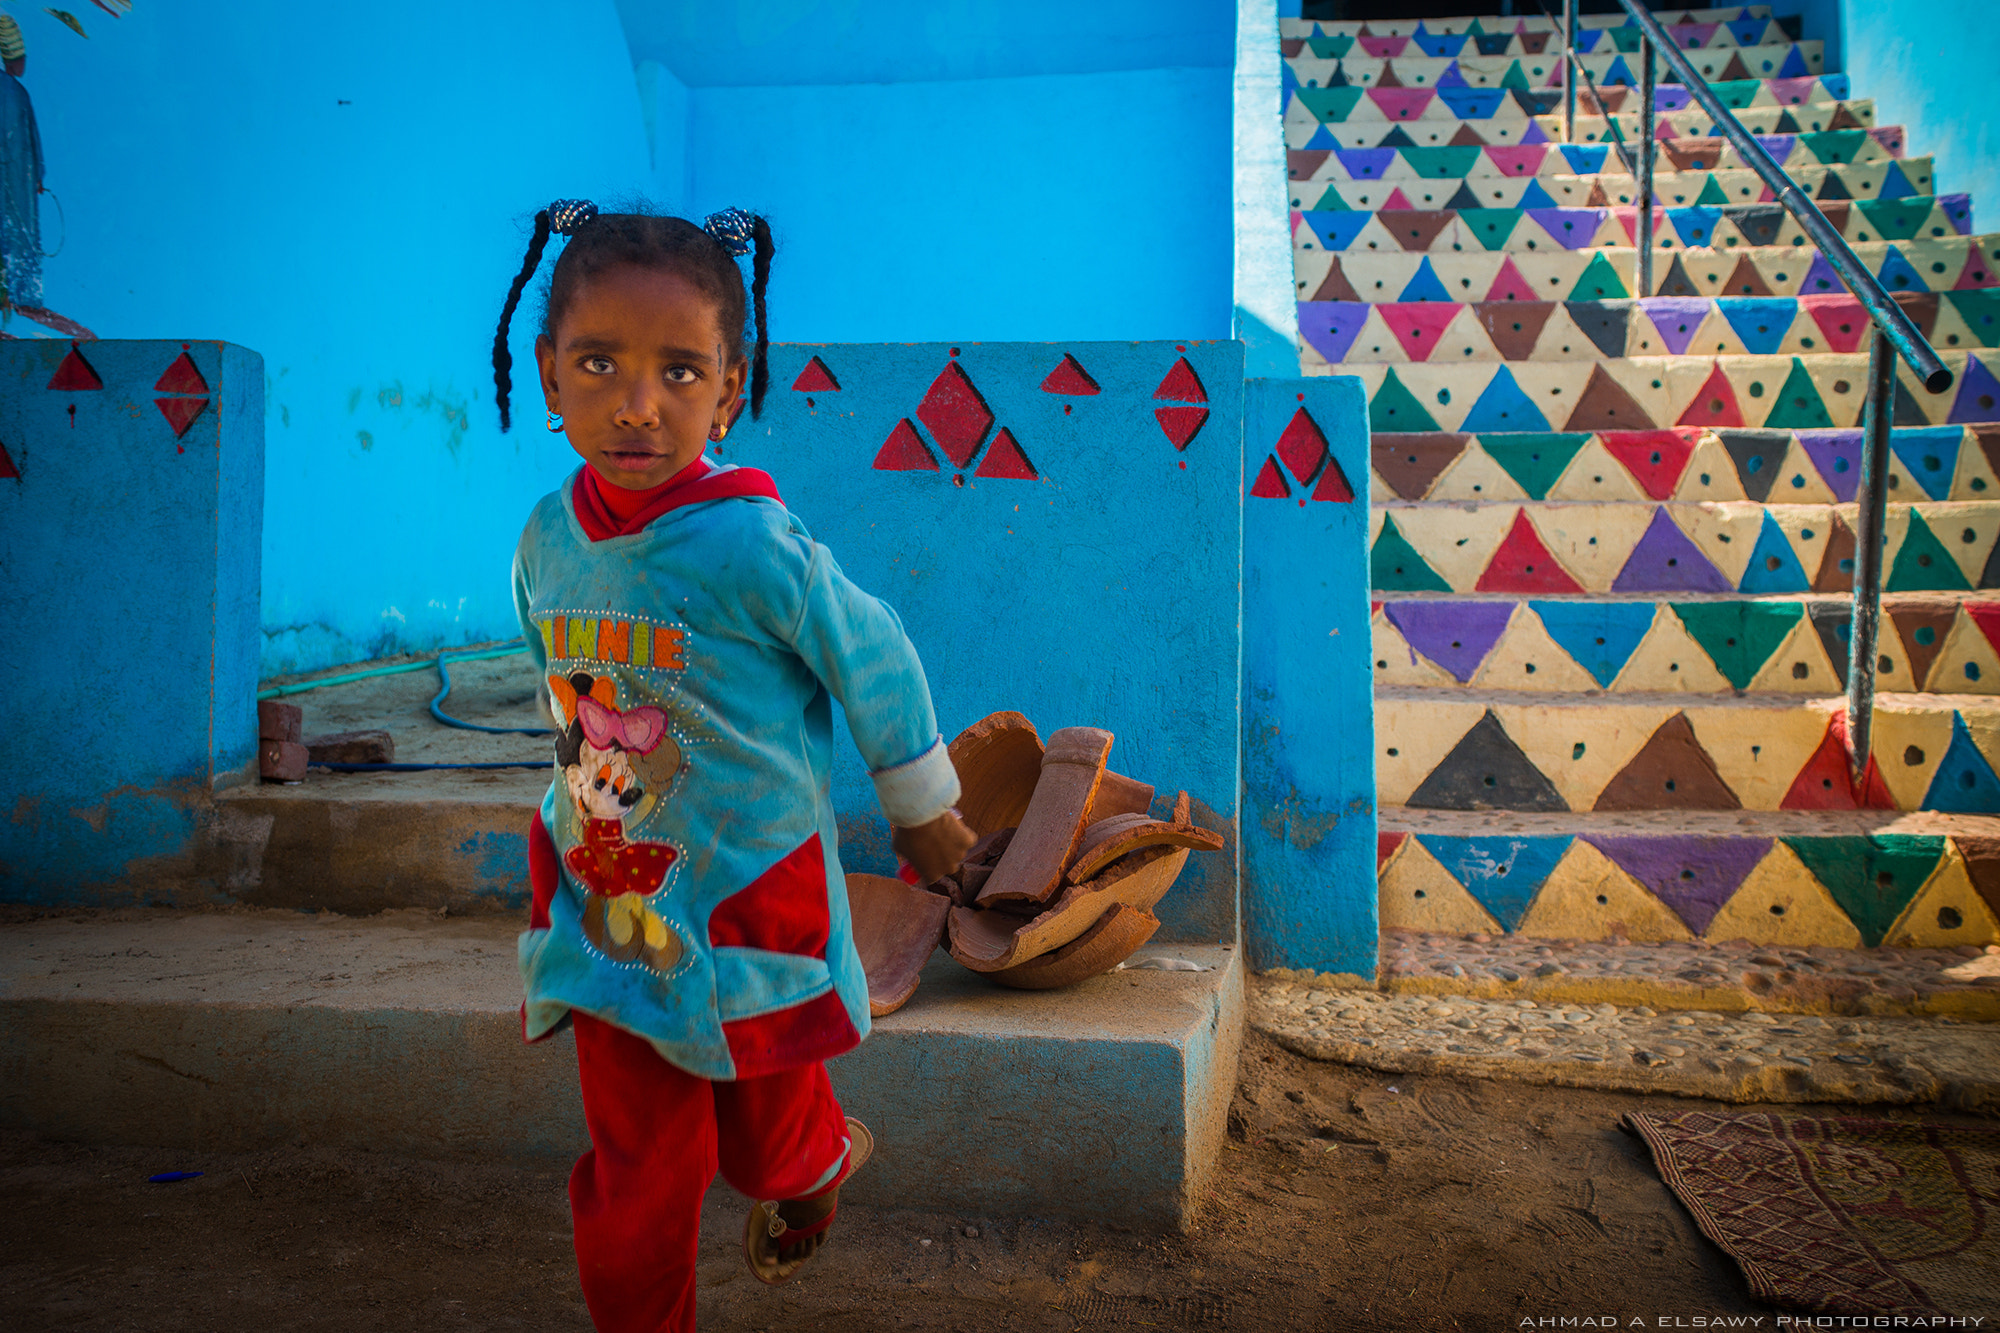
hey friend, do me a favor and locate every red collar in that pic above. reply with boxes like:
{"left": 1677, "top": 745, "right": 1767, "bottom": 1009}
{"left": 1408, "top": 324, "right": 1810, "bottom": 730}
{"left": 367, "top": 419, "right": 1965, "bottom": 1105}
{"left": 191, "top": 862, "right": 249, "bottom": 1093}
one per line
{"left": 573, "top": 456, "right": 783, "bottom": 541}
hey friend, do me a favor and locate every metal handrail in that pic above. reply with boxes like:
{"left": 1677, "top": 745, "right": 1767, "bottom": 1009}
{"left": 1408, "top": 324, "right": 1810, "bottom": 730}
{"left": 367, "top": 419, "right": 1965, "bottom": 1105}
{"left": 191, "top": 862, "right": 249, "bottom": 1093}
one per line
{"left": 1554, "top": 0, "right": 1959, "bottom": 787}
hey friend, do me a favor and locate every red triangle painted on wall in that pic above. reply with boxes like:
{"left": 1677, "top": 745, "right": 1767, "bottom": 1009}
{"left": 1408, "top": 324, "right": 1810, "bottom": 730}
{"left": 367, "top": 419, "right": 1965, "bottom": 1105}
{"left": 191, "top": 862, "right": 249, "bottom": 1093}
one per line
{"left": 1675, "top": 361, "right": 1747, "bottom": 429}
{"left": 1474, "top": 511, "right": 1583, "bottom": 593}
{"left": 973, "top": 428, "right": 1038, "bottom": 480}
{"left": 1154, "top": 404, "right": 1210, "bottom": 451}
{"left": 1599, "top": 429, "right": 1697, "bottom": 500}
{"left": 1275, "top": 406, "right": 1330, "bottom": 483}
{"left": 1780, "top": 712, "right": 1896, "bottom": 810}
{"left": 1153, "top": 357, "right": 1208, "bottom": 404}
{"left": 1378, "top": 831, "right": 1408, "bottom": 870}
{"left": 0, "top": 441, "right": 17, "bottom": 479}
{"left": 153, "top": 351, "right": 209, "bottom": 395}
{"left": 1966, "top": 603, "right": 2000, "bottom": 659}
{"left": 1040, "top": 354, "right": 1101, "bottom": 396}
{"left": 48, "top": 344, "right": 103, "bottom": 391}
{"left": 791, "top": 356, "right": 840, "bottom": 392}
{"left": 872, "top": 418, "right": 939, "bottom": 471}
{"left": 1250, "top": 455, "right": 1291, "bottom": 498}
{"left": 1312, "top": 456, "right": 1355, "bottom": 502}
{"left": 155, "top": 396, "right": 209, "bottom": 438}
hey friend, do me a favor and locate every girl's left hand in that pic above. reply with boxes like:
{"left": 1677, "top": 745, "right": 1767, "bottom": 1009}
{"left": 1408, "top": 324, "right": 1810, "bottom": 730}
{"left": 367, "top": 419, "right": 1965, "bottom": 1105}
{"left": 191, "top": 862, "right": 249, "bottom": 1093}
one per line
{"left": 892, "top": 810, "right": 977, "bottom": 883}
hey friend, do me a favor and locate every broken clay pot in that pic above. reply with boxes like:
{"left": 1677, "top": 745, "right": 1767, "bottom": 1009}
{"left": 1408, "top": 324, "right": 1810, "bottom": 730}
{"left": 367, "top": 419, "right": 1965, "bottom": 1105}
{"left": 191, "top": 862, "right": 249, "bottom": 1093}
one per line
{"left": 845, "top": 873, "right": 951, "bottom": 1017}
{"left": 947, "top": 712, "right": 1043, "bottom": 838}
{"left": 976, "top": 726, "right": 1114, "bottom": 908}
{"left": 1064, "top": 793, "right": 1223, "bottom": 886}
{"left": 1087, "top": 769, "right": 1155, "bottom": 823}
{"left": 987, "top": 902, "right": 1162, "bottom": 991}
{"left": 947, "top": 847, "right": 1189, "bottom": 973}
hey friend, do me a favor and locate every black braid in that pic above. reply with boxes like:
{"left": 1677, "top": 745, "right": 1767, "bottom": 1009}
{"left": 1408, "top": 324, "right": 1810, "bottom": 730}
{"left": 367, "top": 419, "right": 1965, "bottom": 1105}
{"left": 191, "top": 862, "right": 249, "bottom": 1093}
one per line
{"left": 493, "top": 209, "right": 552, "bottom": 432}
{"left": 748, "top": 215, "right": 774, "bottom": 419}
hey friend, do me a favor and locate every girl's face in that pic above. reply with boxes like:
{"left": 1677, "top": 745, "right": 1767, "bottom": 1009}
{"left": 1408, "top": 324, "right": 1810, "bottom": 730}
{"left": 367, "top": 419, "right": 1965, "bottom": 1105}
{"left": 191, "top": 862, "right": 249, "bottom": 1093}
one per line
{"left": 535, "top": 265, "right": 748, "bottom": 491}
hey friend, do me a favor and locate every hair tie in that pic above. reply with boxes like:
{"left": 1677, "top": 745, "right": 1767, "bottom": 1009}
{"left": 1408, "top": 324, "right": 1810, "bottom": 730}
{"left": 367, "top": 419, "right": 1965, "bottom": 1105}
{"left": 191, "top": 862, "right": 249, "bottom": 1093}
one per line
{"left": 703, "top": 208, "right": 757, "bottom": 257}
{"left": 548, "top": 199, "right": 598, "bottom": 236}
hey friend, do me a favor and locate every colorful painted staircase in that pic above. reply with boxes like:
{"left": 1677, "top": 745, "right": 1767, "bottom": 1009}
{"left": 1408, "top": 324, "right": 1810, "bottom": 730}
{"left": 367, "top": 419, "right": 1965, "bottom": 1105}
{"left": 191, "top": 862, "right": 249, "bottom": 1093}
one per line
{"left": 1277, "top": 6, "right": 2000, "bottom": 954}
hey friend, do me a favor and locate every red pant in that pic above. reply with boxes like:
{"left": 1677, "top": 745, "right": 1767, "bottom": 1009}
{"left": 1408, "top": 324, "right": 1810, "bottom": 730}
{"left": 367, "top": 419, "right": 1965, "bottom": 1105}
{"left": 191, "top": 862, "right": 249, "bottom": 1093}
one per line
{"left": 569, "top": 1012, "right": 852, "bottom": 1333}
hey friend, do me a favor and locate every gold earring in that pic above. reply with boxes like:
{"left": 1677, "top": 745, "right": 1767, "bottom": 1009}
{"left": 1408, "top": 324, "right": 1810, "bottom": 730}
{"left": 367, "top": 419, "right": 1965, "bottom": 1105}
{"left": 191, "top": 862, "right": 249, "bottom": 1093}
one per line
{"left": 710, "top": 421, "right": 729, "bottom": 442}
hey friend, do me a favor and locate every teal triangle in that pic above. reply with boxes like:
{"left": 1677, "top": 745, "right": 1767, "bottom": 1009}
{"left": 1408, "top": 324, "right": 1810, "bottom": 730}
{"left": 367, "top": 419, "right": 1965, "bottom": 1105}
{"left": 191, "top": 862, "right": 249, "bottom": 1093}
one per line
{"left": 1371, "top": 514, "right": 1453, "bottom": 592}
{"left": 1517, "top": 179, "right": 1559, "bottom": 210}
{"left": 1530, "top": 601, "right": 1657, "bottom": 688}
{"left": 1922, "top": 715, "right": 2000, "bottom": 813}
{"left": 1879, "top": 162, "right": 1918, "bottom": 202}
{"left": 1875, "top": 245, "right": 1929, "bottom": 295}
{"left": 1313, "top": 184, "right": 1356, "bottom": 211}
{"left": 1737, "top": 512, "right": 1812, "bottom": 593}
{"left": 1417, "top": 834, "right": 1573, "bottom": 931}
{"left": 1460, "top": 209, "right": 1524, "bottom": 251}
{"left": 1399, "top": 257, "right": 1454, "bottom": 303}
{"left": 1459, "top": 368, "right": 1554, "bottom": 434}
{"left": 1715, "top": 298, "right": 1798, "bottom": 356}
{"left": 1889, "top": 426, "right": 1963, "bottom": 502}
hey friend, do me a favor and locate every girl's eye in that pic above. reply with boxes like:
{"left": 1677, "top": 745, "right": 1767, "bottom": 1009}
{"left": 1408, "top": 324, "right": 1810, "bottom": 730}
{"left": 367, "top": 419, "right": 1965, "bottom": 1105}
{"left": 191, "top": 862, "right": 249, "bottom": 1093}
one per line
{"left": 582, "top": 356, "right": 615, "bottom": 374}
{"left": 665, "top": 365, "right": 698, "bottom": 384}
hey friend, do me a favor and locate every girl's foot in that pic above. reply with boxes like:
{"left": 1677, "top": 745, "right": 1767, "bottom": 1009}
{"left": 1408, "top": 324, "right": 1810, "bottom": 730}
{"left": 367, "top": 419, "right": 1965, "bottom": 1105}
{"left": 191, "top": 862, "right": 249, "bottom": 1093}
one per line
{"left": 743, "top": 1118, "right": 873, "bottom": 1285}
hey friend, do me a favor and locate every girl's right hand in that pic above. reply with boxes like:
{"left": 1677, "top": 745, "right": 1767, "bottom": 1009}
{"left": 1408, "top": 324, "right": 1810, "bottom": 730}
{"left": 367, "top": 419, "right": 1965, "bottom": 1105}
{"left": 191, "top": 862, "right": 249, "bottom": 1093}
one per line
{"left": 891, "top": 810, "right": 977, "bottom": 883}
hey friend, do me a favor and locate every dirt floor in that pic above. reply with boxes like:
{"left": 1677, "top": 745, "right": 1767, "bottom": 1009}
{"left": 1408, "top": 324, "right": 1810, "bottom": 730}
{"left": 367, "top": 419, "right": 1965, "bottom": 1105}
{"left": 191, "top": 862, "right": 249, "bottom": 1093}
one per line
{"left": 10, "top": 1030, "right": 1995, "bottom": 1332}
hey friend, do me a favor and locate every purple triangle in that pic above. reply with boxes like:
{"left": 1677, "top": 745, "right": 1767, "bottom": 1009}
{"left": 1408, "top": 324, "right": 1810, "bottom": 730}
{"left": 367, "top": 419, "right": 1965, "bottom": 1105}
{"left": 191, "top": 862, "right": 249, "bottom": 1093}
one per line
{"left": 1949, "top": 354, "right": 2000, "bottom": 424}
{"left": 1383, "top": 601, "right": 1517, "bottom": 682}
{"left": 1754, "top": 133, "right": 1796, "bottom": 165}
{"left": 1637, "top": 297, "right": 1714, "bottom": 356}
{"left": 1525, "top": 208, "right": 1609, "bottom": 251}
{"left": 1297, "top": 301, "right": 1371, "bottom": 365}
{"left": 1655, "top": 86, "right": 1692, "bottom": 112}
{"left": 1435, "top": 60, "right": 1470, "bottom": 90}
{"left": 1584, "top": 836, "right": 1774, "bottom": 935}
{"left": 1611, "top": 508, "right": 1733, "bottom": 592}
{"left": 1800, "top": 251, "right": 1847, "bottom": 296}
{"left": 1795, "top": 428, "right": 1863, "bottom": 501}
{"left": 1335, "top": 147, "right": 1399, "bottom": 181}
{"left": 1518, "top": 119, "right": 1549, "bottom": 146}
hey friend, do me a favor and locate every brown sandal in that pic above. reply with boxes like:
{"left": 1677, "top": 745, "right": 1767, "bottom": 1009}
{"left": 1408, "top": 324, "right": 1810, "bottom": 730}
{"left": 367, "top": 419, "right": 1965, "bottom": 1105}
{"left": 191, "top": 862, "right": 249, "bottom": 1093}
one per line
{"left": 743, "top": 1117, "right": 874, "bottom": 1285}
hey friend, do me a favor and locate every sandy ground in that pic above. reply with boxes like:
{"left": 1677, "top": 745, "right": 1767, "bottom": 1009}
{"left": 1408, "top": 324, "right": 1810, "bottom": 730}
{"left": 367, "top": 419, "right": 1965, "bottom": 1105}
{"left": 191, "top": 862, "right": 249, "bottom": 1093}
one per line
{"left": 8, "top": 1029, "right": 1994, "bottom": 1332}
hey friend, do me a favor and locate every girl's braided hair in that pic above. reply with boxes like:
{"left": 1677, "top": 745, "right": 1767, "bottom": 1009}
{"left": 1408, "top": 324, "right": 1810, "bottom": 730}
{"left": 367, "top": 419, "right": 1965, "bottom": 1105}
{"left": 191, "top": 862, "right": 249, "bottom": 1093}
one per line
{"left": 492, "top": 202, "right": 774, "bottom": 432}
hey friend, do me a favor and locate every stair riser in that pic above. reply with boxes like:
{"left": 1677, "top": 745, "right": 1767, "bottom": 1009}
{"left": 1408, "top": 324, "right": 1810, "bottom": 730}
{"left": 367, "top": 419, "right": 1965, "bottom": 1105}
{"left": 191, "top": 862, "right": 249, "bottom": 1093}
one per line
{"left": 1284, "top": 44, "right": 1825, "bottom": 93}
{"left": 1370, "top": 597, "right": 2000, "bottom": 697}
{"left": 1549, "top": 102, "right": 1875, "bottom": 140}
{"left": 1289, "top": 156, "right": 1930, "bottom": 202}
{"left": 1292, "top": 118, "right": 1900, "bottom": 172}
{"left": 1368, "top": 500, "right": 2000, "bottom": 597}
{"left": 1287, "top": 76, "right": 1850, "bottom": 126}
{"left": 1377, "top": 828, "right": 2000, "bottom": 949}
{"left": 1290, "top": 166, "right": 1942, "bottom": 213}
{"left": 1376, "top": 696, "right": 2000, "bottom": 814}
{"left": 1284, "top": 10, "right": 1777, "bottom": 39}
{"left": 1287, "top": 19, "right": 1798, "bottom": 61}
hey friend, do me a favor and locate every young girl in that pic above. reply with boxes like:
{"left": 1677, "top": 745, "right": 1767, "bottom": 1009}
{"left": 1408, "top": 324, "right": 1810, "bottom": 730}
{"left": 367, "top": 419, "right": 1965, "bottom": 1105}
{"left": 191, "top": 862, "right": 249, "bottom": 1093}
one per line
{"left": 492, "top": 199, "right": 974, "bottom": 1332}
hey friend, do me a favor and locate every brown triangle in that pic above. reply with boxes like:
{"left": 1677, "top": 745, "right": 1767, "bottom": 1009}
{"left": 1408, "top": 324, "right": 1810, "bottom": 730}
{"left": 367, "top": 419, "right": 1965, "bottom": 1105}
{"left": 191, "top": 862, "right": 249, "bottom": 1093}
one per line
{"left": 1594, "top": 713, "right": 1743, "bottom": 812}
{"left": 1956, "top": 836, "right": 2000, "bottom": 922}
{"left": 1474, "top": 302, "right": 1557, "bottom": 360}
{"left": 1812, "top": 511, "right": 1859, "bottom": 591}
{"left": 1718, "top": 52, "right": 1754, "bottom": 82}
{"left": 1973, "top": 425, "right": 2000, "bottom": 484}
{"left": 1518, "top": 31, "right": 1551, "bottom": 54}
{"left": 1723, "top": 254, "right": 1775, "bottom": 297}
{"left": 1565, "top": 365, "right": 1657, "bottom": 431}
{"left": 1375, "top": 64, "right": 1404, "bottom": 88}
{"left": 1586, "top": 179, "right": 1610, "bottom": 207}
{"left": 1886, "top": 595, "right": 1962, "bottom": 690}
{"left": 1379, "top": 210, "right": 1458, "bottom": 252}
{"left": 1448, "top": 123, "right": 1489, "bottom": 147}
{"left": 1312, "top": 262, "right": 1362, "bottom": 303}
{"left": 1370, "top": 433, "right": 1469, "bottom": 500}
{"left": 1828, "top": 104, "right": 1865, "bottom": 131}
{"left": 1891, "top": 290, "right": 1940, "bottom": 339}
{"left": 1662, "top": 137, "right": 1726, "bottom": 172}
{"left": 1289, "top": 150, "right": 1332, "bottom": 181}
{"left": 1817, "top": 201, "right": 1851, "bottom": 231}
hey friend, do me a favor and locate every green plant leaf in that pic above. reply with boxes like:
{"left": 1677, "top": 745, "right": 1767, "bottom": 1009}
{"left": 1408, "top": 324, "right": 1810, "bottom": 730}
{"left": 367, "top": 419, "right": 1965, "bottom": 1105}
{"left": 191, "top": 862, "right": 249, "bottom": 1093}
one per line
{"left": 44, "top": 8, "right": 88, "bottom": 37}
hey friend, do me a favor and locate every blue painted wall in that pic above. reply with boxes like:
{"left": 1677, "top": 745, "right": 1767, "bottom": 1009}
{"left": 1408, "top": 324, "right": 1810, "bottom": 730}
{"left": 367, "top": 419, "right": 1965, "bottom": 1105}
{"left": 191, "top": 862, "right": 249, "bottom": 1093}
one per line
{"left": 1843, "top": 0, "right": 2000, "bottom": 223}
{"left": 0, "top": 339, "right": 263, "bottom": 901}
{"left": 1239, "top": 376, "right": 1376, "bottom": 975}
{"left": 738, "top": 340, "right": 1245, "bottom": 942}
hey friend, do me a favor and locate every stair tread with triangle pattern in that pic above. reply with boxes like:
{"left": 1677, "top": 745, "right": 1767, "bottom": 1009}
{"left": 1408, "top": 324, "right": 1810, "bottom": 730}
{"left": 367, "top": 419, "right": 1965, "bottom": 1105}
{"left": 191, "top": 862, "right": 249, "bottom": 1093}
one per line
{"left": 1282, "top": 44, "right": 1825, "bottom": 94}
{"left": 1287, "top": 10, "right": 1779, "bottom": 39}
{"left": 1287, "top": 161, "right": 1935, "bottom": 213}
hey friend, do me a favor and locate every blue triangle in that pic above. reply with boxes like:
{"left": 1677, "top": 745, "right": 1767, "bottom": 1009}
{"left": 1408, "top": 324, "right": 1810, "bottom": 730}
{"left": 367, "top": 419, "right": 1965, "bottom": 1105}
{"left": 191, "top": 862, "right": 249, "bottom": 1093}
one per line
{"left": 1667, "top": 206, "right": 1723, "bottom": 248}
{"left": 1725, "top": 18, "right": 1766, "bottom": 44}
{"left": 1776, "top": 45, "right": 1809, "bottom": 79}
{"left": 1530, "top": 601, "right": 1657, "bottom": 688}
{"left": 1716, "top": 297, "right": 1799, "bottom": 355}
{"left": 1602, "top": 54, "right": 1635, "bottom": 87}
{"left": 1435, "top": 60, "right": 1471, "bottom": 90}
{"left": 1922, "top": 715, "right": 2000, "bottom": 813}
{"left": 1398, "top": 256, "right": 1454, "bottom": 303}
{"left": 1418, "top": 835, "right": 1573, "bottom": 931}
{"left": 1560, "top": 144, "right": 1610, "bottom": 175}
{"left": 1303, "top": 211, "right": 1374, "bottom": 250}
{"left": 1458, "top": 366, "right": 1553, "bottom": 432}
{"left": 1282, "top": 61, "right": 1300, "bottom": 98}
{"left": 1875, "top": 245, "right": 1930, "bottom": 294}
{"left": 1879, "top": 162, "right": 1918, "bottom": 201}
{"left": 1517, "top": 178, "right": 1559, "bottom": 209}
{"left": 1889, "top": 426, "right": 1963, "bottom": 501}
{"left": 1825, "top": 74, "right": 1850, "bottom": 99}
{"left": 1573, "top": 28, "right": 1602, "bottom": 53}
{"left": 1737, "top": 512, "right": 1812, "bottom": 593}
{"left": 1303, "top": 123, "right": 1338, "bottom": 151}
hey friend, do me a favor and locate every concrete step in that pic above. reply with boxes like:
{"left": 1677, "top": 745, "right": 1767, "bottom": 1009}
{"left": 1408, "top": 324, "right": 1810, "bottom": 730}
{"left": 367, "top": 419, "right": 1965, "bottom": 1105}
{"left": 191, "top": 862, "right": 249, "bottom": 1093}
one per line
{"left": 0, "top": 910, "right": 1242, "bottom": 1229}
{"left": 1282, "top": 9, "right": 1778, "bottom": 40}
{"left": 1369, "top": 594, "right": 2000, "bottom": 698}
{"left": 1282, "top": 43, "right": 1825, "bottom": 97}
{"left": 1288, "top": 157, "right": 1934, "bottom": 209}
{"left": 1285, "top": 16, "right": 1797, "bottom": 62}
{"left": 1548, "top": 99, "right": 1873, "bottom": 143}
{"left": 1283, "top": 76, "right": 1848, "bottom": 135}
{"left": 1374, "top": 688, "right": 2000, "bottom": 814}
{"left": 1296, "top": 122, "right": 1901, "bottom": 178}
{"left": 1299, "top": 235, "right": 1993, "bottom": 305}
{"left": 1292, "top": 196, "right": 1969, "bottom": 257}
{"left": 1367, "top": 424, "right": 2000, "bottom": 505}
{"left": 1366, "top": 497, "right": 2000, "bottom": 596}
{"left": 1374, "top": 807, "right": 2000, "bottom": 954}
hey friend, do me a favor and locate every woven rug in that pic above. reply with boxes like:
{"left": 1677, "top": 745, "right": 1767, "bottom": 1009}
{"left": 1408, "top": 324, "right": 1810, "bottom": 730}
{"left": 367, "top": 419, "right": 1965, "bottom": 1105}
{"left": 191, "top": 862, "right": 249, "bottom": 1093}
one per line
{"left": 1625, "top": 1111, "right": 2000, "bottom": 1319}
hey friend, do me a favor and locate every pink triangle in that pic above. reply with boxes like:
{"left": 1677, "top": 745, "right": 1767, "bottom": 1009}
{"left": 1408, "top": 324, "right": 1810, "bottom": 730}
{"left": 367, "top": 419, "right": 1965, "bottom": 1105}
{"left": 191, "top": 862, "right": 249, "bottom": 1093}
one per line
{"left": 791, "top": 356, "right": 840, "bottom": 392}
{"left": 1040, "top": 354, "right": 1100, "bottom": 396}
{"left": 1381, "top": 187, "right": 1415, "bottom": 210}
{"left": 872, "top": 419, "right": 938, "bottom": 471}
{"left": 1368, "top": 87, "right": 1435, "bottom": 121}
{"left": 1275, "top": 406, "right": 1330, "bottom": 483}
{"left": 1801, "top": 294, "right": 1871, "bottom": 353}
{"left": 1956, "top": 248, "right": 1998, "bottom": 290}
{"left": 1378, "top": 303, "right": 1461, "bottom": 362}
{"left": 1485, "top": 145, "right": 1548, "bottom": 177}
{"left": 1484, "top": 256, "right": 1538, "bottom": 303}
{"left": 1356, "top": 34, "right": 1408, "bottom": 57}
{"left": 1250, "top": 455, "right": 1291, "bottom": 499}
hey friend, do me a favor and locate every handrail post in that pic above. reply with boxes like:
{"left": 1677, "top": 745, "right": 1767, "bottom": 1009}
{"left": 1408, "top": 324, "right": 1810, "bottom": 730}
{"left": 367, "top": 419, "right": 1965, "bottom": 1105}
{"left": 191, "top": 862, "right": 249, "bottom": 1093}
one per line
{"left": 1636, "top": 35, "right": 1655, "bottom": 298}
{"left": 1847, "top": 328, "right": 1896, "bottom": 787}
{"left": 1562, "top": 0, "right": 1577, "bottom": 143}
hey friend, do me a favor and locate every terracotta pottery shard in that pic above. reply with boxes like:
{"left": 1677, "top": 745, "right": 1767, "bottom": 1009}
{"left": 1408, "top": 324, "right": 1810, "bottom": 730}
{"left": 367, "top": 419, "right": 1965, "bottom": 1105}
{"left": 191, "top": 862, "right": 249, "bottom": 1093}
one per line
{"left": 846, "top": 873, "right": 951, "bottom": 1018}
{"left": 986, "top": 902, "right": 1162, "bottom": 991}
{"left": 965, "top": 826, "right": 1015, "bottom": 867}
{"left": 1088, "top": 770, "right": 1155, "bottom": 822}
{"left": 953, "top": 862, "right": 993, "bottom": 907}
{"left": 949, "top": 847, "right": 1189, "bottom": 974}
{"left": 304, "top": 730, "right": 395, "bottom": 765}
{"left": 947, "top": 712, "right": 1044, "bottom": 838}
{"left": 1064, "top": 803, "right": 1223, "bottom": 886}
{"left": 976, "top": 726, "right": 1115, "bottom": 907}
